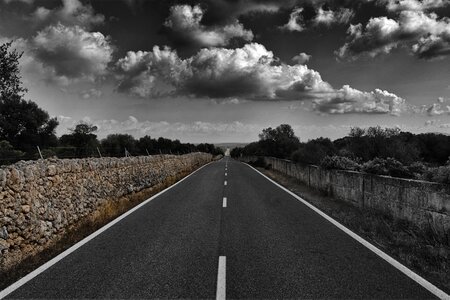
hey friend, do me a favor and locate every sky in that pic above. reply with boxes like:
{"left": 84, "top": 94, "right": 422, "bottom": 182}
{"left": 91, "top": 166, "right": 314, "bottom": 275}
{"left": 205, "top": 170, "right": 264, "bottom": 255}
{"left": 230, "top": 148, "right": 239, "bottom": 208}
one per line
{"left": 1, "top": 0, "right": 450, "bottom": 143}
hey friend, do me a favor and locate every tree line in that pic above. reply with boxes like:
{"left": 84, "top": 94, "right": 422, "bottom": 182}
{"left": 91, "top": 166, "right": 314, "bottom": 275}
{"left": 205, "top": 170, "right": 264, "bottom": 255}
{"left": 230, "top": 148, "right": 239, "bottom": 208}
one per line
{"left": 0, "top": 42, "right": 223, "bottom": 165}
{"left": 231, "top": 124, "right": 450, "bottom": 184}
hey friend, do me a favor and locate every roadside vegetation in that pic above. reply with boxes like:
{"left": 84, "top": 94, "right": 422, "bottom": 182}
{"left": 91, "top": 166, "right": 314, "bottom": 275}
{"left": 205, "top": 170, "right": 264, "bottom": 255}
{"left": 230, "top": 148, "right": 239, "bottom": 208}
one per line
{"left": 231, "top": 124, "right": 450, "bottom": 184}
{"left": 0, "top": 41, "right": 223, "bottom": 166}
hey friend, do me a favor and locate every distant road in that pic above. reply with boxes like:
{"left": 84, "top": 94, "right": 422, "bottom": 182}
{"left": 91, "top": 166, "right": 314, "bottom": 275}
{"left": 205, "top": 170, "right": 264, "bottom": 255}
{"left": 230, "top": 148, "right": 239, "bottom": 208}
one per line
{"left": 1, "top": 158, "right": 443, "bottom": 299}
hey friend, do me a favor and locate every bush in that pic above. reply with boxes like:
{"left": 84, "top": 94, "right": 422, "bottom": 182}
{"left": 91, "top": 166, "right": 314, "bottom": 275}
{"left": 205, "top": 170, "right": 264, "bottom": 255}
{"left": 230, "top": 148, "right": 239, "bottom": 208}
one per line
{"left": 250, "top": 157, "right": 268, "bottom": 169}
{"left": 407, "top": 162, "right": 427, "bottom": 177}
{"left": 362, "top": 157, "right": 413, "bottom": 178}
{"left": 320, "top": 155, "right": 361, "bottom": 171}
{"left": 422, "top": 166, "right": 450, "bottom": 184}
{"left": 0, "top": 140, "right": 24, "bottom": 165}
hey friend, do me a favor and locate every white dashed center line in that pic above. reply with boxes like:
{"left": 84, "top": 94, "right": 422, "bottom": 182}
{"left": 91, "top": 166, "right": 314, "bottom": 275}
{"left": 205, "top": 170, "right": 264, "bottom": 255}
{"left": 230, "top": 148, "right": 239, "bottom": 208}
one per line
{"left": 224, "top": 181, "right": 227, "bottom": 186}
{"left": 223, "top": 197, "right": 227, "bottom": 208}
{"left": 216, "top": 256, "right": 226, "bottom": 300}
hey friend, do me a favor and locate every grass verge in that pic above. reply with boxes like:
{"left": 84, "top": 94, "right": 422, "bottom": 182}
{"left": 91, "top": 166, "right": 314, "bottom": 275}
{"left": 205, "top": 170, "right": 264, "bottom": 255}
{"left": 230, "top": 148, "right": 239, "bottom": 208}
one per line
{"left": 257, "top": 167, "right": 450, "bottom": 294}
{"left": 0, "top": 166, "right": 200, "bottom": 291}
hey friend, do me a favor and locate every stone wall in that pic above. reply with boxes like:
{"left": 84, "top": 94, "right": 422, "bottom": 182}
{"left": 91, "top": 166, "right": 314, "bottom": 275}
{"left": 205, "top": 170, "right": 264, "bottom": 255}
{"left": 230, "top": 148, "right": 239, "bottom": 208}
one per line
{"left": 0, "top": 153, "right": 212, "bottom": 271}
{"left": 242, "top": 156, "right": 450, "bottom": 236}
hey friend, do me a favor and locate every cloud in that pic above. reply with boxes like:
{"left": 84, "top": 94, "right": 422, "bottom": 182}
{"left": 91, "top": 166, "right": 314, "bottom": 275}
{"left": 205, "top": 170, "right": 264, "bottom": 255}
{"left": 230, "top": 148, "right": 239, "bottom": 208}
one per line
{"left": 115, "top": 42, "right": 410, "bottom": 116}
{"left": 30, "top": 0, "right": 104, "bottom": 30}
{"left": 2, "top": 0, "right": 34, "bottom": 4}
{"left": 280, "top": 7, "right": 304, "bottom": 32}
{"left": 313, "top": 7, "right": 354, "bottom": 26}
{"left": 426, "top": 103, "right": 450, "bottom": 115}
{"left": 80, "top": 88, "right": 102, "bottom": 99}
{"left": 337, "top": 10, "right": 450, "bottom": 60}
{"left": 292, "top": 52, "right": 311, "bottom": 64}
{"left": 116, "top": 43, "right": 334, "bottom": 99}
{"left": 312, "top": 85, "right": 409, "bottom": 115}
{"left": 28, "top": 24, "right": 113, "bottom": 83}
{"left": 380, "top": 0, "right": 450, "bottom": 11}
{"left": 164, "top": 4, "right": 253, "bottom": 47}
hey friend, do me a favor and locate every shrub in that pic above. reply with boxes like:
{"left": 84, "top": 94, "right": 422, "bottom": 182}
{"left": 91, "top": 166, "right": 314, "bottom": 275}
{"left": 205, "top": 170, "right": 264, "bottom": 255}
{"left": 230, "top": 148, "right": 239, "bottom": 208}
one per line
{"left": 250, "top": 157, "right": 268, "bottom": 169}
{"left": 407, "top": 162, "right": 427, "bottom": 177}
{"left": 422, "top": 166, "right": 450, "bottom": 184}
{"left": 362, "top": 157, "right": 413, "bottom": 178}
{"left": 320, "top": 155, "right": 361, "bottom": 171}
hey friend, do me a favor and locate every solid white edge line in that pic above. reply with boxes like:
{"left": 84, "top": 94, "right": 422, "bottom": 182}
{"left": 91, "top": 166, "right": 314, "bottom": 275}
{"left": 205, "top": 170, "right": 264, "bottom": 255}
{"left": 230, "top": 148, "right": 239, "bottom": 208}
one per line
{"left": 0, "top": 161, "right": 216, "bottom": 300}
{"left": 244, "top": 163, "right": 450, "bottom": 300}
{"left": 216, "top": 256, "right": 226, "bottom": 300}
{"left": 223, "top": 197, "right": 227, "bottom": 208}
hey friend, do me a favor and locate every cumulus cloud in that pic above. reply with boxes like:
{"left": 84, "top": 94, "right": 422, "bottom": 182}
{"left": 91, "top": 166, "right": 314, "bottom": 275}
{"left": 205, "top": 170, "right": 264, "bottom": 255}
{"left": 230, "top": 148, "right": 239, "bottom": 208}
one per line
{"left": 115, "top": 42, "right": 410, "bottom": 115}
{"left": 280, "top": 7, "right": 304, "bottom": 32}
{"left": 164, "top": 4, "right": 253, "bottom": 47}
{"left": 116, "top": 43, "right": 334, "bottom": 100}
{"left": 313, "top": 85, "right": 409, "bottom": 115}
{"left": 292, "top": 52, "right": 312, "bottom": 64}
{"left": 380, "top": 0, "right": 450, "bottom": 11}
{"left": 281, "top": 5, "right": 353, "bottom": 32}
{"left": 27, "top": 24, "right": 113, "bottom": 82}
{"left": 337, "top": 10, "right": 450, "bottom": 60}
{"left": 313, "top": 7, "right": 354, "bottom": 26}
{"left": 426, "top": 102, "right": 450, "bottom": 115}
{"left": 30, "top": 0, "right": 104, "bottom": 30}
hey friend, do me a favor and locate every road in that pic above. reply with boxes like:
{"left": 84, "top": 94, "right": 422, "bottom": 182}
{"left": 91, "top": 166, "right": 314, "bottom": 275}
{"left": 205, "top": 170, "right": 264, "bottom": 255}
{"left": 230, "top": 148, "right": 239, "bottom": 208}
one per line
{"left": 2, "top": 157, "right": 442, "bottom": 299}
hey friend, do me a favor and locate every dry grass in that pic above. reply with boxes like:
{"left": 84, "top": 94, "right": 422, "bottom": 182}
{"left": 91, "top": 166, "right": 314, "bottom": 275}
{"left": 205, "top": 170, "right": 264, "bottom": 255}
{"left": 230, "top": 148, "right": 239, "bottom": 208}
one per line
{"left": 0, "top": 168, "right": 195, "bottom": 291}
{"left": 259, "top": 167, "right": 450, "bottom": 294}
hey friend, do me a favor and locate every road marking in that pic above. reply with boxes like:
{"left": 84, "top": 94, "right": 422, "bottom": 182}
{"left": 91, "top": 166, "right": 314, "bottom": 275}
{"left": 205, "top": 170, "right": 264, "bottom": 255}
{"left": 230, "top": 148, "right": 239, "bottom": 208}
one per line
{"left": 216, "top": 256, "right": 226, "bottom": 300}
{"left": 224, "top": 180, "right": 227, "bottom": 186}
{"left": 0, "top": 162, "right": 215, "bottom": 300}
{"left": 245, "top": 163, "right": 450, "bottom": 300}
{"left": 223, "top": 197, "right": 227, "bottom": 208}
{"left": 225, "top": 172, "right": 227, "bottom": 176}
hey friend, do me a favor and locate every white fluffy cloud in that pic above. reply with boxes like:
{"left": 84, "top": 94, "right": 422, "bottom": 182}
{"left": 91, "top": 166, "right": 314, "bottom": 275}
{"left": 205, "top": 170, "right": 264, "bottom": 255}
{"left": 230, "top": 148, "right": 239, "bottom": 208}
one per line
{"left": 164, "top": 4, "right": 253, "bottom": 47}
{"left": 314, "top": 7, "right": 354, "bottom": 26}
{"left": 313, "top": 85, "right": 409, "bottom": 115}
{"left": 7, "top": 24, "right": 113, "bottom": 85}
{"left": 280, "top": 7, "right": 305, "bottom": 32}
{"left": 31, "top": 0, "right": 104, "bottom": 30}
{"left": 281, "top": 5, "right": 353, "bottom": 32}
{"left": 116, "top": 43, "right": 334, "bottom": 99}
{"left": 337, "top": 10, "right": 450, "bottom": 59}
{"left": 292, "top": 52, "right": 312, "bottom": 64}
{"left": 380, "top": 0, "right": 450, "bottom": 11}
{"left": 29, "top": 24, "right": 113, "bottom": 82}
{"left": 115, "top": 42, "right": 411, "bottom": 115}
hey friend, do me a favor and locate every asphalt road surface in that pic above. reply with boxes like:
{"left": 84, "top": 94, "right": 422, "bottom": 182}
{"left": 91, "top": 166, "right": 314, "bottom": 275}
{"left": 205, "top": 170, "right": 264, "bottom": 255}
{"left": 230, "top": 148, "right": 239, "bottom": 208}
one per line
{"left": 2, "top": 157, "right": 441, "bottom": 299}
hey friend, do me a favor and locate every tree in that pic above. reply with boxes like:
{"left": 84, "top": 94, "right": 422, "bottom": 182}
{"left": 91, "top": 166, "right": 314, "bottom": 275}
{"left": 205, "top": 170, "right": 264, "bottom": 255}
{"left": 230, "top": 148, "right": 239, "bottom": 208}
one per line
{"left": 0, "top": 41, "right": 58, "bottom": 154}
{"left": 258, "top": 124, "right": 300, "bottom": 158}
{"left": 0, "top": 41, "right": 26, "bottom": 100}
{"left": 101, "top": 134, "right": 137, "bottom": 157}
{"left": 59, "top": 123, "right": 99, "bottom": 158}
